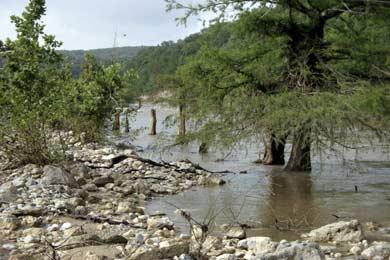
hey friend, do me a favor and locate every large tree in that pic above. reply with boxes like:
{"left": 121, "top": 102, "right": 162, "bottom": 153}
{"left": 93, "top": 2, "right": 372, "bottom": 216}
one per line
{"left": 166, "top": 0, "right": 390, "bottom": 171}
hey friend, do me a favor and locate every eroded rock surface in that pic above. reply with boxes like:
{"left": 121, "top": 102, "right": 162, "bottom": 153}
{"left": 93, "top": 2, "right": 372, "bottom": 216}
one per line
{"left": 302, "top": 219, "right": 364, "bottom": 243}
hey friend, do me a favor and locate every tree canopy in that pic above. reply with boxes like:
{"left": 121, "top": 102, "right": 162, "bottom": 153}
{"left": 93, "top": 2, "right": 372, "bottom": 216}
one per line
{"left": 163, "top": 0, "right": 390, "bottom": 171}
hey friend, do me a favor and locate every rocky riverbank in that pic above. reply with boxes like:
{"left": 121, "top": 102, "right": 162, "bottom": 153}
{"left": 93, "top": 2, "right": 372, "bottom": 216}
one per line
{"left": 1, "top": 143, "right": 390, "bottom": 259}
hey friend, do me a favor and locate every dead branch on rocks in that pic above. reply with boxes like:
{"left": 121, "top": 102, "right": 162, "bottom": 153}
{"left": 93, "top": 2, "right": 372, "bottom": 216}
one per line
{"left": 57, "top": 213, "right": 146, "bottom": 229}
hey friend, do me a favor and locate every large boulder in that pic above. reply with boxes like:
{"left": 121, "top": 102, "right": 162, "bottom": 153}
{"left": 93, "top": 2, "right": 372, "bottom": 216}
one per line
{"left": 255, "top": 241, "right": 325, "bottom": 260}
{"left": 361, "top": 243, "right": 390, "bottom": 259}
{"left": 226, "top": 226, "right": 246, "bottom": 239}
{"left": 116, "top": 201, "right": 133, "bottom": 214}
{"left": 237, "top": 237, "right": 277, "bottom": 255}
{"left": 302, "top": 220, "right": 364, "bottom": 243}
{"left": 0, "top": 182, "right": 18, "bottom": 203}
{"left": 41, "top": 166, "right": 78, "bottom": 188}
{"left": 147, "top": 216, "right": 174, "bottom": 230}
{"left": 93, "top": 176, "right": 114, "bottom": 187}
{"left": 0, "top": 214, "right": 20, "bottom": 230}
{"left": 129, "top": 240, "right": 189, "bottom": 260}
{"left": 198, "top": 175, "right": 226, "bottom": 186}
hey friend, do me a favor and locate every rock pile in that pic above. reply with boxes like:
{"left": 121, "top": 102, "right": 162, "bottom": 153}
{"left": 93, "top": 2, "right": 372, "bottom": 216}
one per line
{"left": 0, "top": 144, "right": 226, "bottom": 259}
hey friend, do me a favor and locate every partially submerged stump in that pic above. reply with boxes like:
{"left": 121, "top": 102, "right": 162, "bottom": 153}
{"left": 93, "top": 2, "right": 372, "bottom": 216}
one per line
{"left": 112, "top": 111, "right": 120, "bottom": 132}
{"left": 262, "top": 135, "right": 286, "bottom": 165}
{"left": 149, "top": 109, "right": 157, "bottom": 135}
{"left": 199, "top": 142, "right": 208, "bottom": 154}
{"left": 177, "top": 105, "right": 186, "bottom": 136}
{"left": 124, "top": 116, "right": 130, "bottom": 133}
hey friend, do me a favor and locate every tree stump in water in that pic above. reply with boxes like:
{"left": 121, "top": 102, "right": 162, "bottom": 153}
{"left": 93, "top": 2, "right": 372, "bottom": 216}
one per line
{"left": 123, "top": 108, "right": 131, "bottom": 133}
{"left": 149, "top": 109, "right": 157, "bottom": 135}
{"left": 199, "top": 142, "right": 208, "bottom": 154}
{"left": 124, "top": 115, "right": 130, "bottom": 133}
{"left": 285, "top": 130, "right": 311, "bottom": 171}
{"left": 177, "top": 105, "right": 186, "bottom": 136}
{"left": 112, "top": 111, "right": 120, "bottom": 132}
{"left": 262, "top": 135, "right": 286, "bottom": 165}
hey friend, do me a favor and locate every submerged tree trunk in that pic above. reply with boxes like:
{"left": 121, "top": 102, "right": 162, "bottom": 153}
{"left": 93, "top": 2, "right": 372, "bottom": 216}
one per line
{"left": 285, "top": 129, "right": 311, "bottom": 172}
{"left": 199, "top": 142, "right": 208, "bottom": 154}
{"left": 262, "top": 135, "right": 286, "bottom": 165}
{"left": 177, "top": 104, "right": 186, "bottom": 136}
{"left": 124, "top": 115, "right": 129, "bottom": 133}
{"left": 149, "top": 109, "right": 157, "bottom": 135}
{"left": 112, "top": 111, "right": 120, "bottom": 132}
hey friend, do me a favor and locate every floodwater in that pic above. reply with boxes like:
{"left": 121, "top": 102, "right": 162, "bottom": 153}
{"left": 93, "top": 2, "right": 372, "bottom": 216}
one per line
{"left": 115, "top": 103, "right": 390, "bottom": 241}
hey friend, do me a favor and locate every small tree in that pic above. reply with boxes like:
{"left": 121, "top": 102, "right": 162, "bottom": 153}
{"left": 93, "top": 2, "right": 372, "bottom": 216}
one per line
{"left": 0, "top": 0, "right": 69, "bottom": 165}
{"left": 64, "top": 54, "right": 137, "bottom": 140}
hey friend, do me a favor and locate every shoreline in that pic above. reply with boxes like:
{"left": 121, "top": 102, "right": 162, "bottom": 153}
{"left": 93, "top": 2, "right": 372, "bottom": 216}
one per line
{"left": 1, "top": 141, "right": 390, "bottom": 259}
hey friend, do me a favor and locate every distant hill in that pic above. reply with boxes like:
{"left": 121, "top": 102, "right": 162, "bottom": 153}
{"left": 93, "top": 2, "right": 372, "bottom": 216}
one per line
{"left": 60, "top": 23, "right": 233, "bottom": 94}
{"left": 125, "top": 23, "right": 233, "bottom": 94}
{"left": 60, "top": 46, "right": 149, "bottom": 76}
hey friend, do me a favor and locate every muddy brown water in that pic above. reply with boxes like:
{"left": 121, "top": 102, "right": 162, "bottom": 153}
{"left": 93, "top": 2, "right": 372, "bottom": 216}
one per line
{"left": 114, "top": 103, "right": 390, "bottom": 241}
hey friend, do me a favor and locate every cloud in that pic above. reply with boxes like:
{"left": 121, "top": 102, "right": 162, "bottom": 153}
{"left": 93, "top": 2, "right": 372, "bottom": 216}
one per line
{"left": 0, "top": 0, "right": 208, "bottom": 50}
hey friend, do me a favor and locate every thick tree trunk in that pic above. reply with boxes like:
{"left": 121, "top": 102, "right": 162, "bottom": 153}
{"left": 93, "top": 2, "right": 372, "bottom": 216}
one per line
{"left": 199, "top": 142, "right": 208, "bottom": 154}
{"left": 112, "top": 112, "right": 120, "bottom": 132}
{"left": 285, "top": 130, "right": 311, "bottom": 171}
{"left": 149, "top": 109, "right": 157, "bottom": 135}
{"left": 177, "top": 105, "right": 186, "bottom": 136}
{"left": 262, "top": 135, "right": 286, "bottom": 165}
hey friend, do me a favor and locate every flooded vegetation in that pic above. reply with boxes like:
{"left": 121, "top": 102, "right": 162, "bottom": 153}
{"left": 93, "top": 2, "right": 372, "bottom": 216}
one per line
{"left": 130, "top": 105, "right": 390, "bottom": 240}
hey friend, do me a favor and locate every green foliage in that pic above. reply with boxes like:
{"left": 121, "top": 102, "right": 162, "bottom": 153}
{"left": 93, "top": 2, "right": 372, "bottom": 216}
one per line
{"left": 163, "top": 0, "right": 390, "bottom": 159}
{"left": 328, "top": 12, "right": 390, "bottom": 81}
{"left": 126, "top": 23, "right": 233, "bottom": 95}
{"left": 0, "top": 0, "right": 138, "bottom": 165}
{"left": 0, "top": 0, "right": 69, "bottom": 165}
{"left": 64, "top": 54, "right": 137, "bottom": 129}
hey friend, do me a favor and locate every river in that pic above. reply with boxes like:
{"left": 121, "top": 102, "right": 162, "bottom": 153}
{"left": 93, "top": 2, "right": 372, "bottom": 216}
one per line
{"left": 115, "top": 103, "right": 390, "bottom": 241}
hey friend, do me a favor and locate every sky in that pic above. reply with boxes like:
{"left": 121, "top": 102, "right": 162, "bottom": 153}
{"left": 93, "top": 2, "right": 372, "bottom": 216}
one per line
{"left": 0, "top": 0, "right": 208, "bottom": 50}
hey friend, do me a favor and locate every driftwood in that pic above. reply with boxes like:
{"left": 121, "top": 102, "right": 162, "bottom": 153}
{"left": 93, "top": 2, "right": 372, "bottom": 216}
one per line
{"left": 76, "top": 153, "right": 233, "bottom": 176}
{"left": 59, "top": 213, "right": 145, "bottom": 229}
{"left": 162, "top": 159, "right": 233, "bottom": 175}
{"left": 11, "top": 208, "right": 46, "bottom": 217}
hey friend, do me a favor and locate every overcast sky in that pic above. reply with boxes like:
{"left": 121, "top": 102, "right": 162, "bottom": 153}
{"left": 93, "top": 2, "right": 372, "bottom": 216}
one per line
{"left": 0, "top": 0, "right": 207, "bottom": 50}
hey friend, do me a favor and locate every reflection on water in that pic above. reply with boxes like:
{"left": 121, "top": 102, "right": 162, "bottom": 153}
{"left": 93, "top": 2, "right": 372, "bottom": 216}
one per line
{"left": 114, "top": 104, "right": 390, "bottom": 240}
{"left": 259, "top": 169, "right": 317, "bottom": 238}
